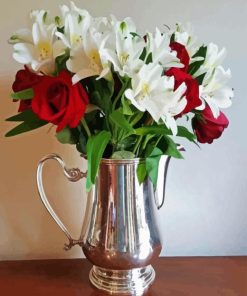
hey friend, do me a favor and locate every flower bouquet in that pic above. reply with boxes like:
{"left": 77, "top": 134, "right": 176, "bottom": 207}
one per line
{"left": 6, "top": 2, "right": 233, "bottom": 191}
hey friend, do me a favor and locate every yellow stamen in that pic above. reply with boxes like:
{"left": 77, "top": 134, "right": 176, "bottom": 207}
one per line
{"left": 119, "top": 52, "right": 129, "bottom": 65}
{"left": 71, "top": 34, "right": 82, "bottom": 46}
{"left": 37, "top": 41, "right": 52, "bottom": 61}
{"left": 89, "top": 49, "right": 101, "bottom": 68}
{"left": 140, "top": 83, "right": 150, "bottom": 100}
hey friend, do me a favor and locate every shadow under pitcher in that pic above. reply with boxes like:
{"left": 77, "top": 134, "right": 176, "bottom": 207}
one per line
{"left": 36, "top": 154, "right": 174, "bottom": 295}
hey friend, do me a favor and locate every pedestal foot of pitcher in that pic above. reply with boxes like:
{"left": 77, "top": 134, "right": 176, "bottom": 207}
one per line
{"left": 89, "top": 265, "right": 155, "bottom": 295}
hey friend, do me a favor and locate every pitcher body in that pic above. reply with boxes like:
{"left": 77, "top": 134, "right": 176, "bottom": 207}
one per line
{"left": 82, "top": 158, "right": 162, "bottom": 269}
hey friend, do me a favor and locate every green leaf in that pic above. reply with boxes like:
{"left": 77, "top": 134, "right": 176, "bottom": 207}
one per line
{"left": 111, "top": 150, "right": 135, "bottom": 159}
{"left": 57, "top": 26, "right": 64, "bottom": 34}
{"left": 114, "top": 135, "right": 136, "bottom": 151}
{"left": 86, "top": 131, "right": 111, "bottom": 191}
{"left": 136, "top": 125, "right": 196, "bottom": 143}
{"left": 195, "top": 73, "right": 206, "bottom": 85}
{"left": 135, "top": 125, "right": 170, "bottom": 136}
{"left": 130, "top": 32, "right": 141, "bottom": 38}
{"left": 89, "top": 79, "right": 113, "bottom": 114}
{"left": 121, "top": 96, "right": 133, "bottom": 115}
{"left": 177, "top": 126, "right": 196, "bottom": 142}
{"left": 76, "top": 126, "right": 87, "bottom": 154}
{"left": 5, "top": 110, "right": 48, "bottom": 137}
{"left": 55, "top": 49, "right": 70, "bottom": 74}
{"left": 170, "top": 33, "right": 175, "bottom": 43}
{"left": 137, "top": 162, "right": 147, "bottom": 184}
{"left": 129, "top": 112, "right": 144, "bottom": 127}
{"left": 56, "top": 126, "right": 78, "bottom": 144}
{"left": 146, "top": 147, "right": 163, "bottom": 187}
{"left": 5, "top": 120, "right": 48, "bottom": 137}
{"left": 6, "top": 110, "right": 38, "bottom": 122}
{"left": 158, "top": 136, "right": 183, "bottom": 159}
{"left": 110, "top": 110, "right": 135, "bottom": 134}
{"left": 139, "top": 47, "right": 147, "bottom": 61}
{"left": 189, "top": 45, "right": 207, "bottom": 75}
{"left": 146, "top": 52, "right": 153, "bottom": 64}
{"left": 140, "top": 134, "right": 156, "bottom": 153}
{"left": 11, "top": 88, "right": 34, "bottom": 100}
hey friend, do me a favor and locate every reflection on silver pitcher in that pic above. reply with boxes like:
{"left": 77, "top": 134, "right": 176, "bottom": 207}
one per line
{"left": 37, "top": 154, "right": 174, "bottom": 295}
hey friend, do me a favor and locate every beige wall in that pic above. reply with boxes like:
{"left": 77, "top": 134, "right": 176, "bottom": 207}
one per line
{"left": 1, "top": 0, "right": 246, "bottom": 260}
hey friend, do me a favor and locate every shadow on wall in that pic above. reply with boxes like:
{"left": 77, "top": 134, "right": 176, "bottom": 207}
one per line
{"left": 0, "top": 76, "right": 86, "bottom": 260}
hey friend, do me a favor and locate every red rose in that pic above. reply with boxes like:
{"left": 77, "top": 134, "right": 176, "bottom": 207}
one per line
{"left": 12, "top": 66, "right": 43, "bottom": 112}
{"left": 166, "top": 67, "right": 201, "bottom": 115}
{"left": 192, "top": 105, "right": 229, "bottom": 144}
{"left": 32, "top": 71, "right": 89, "bottom": 132}
{"left": 170, "top": 42, "right": 190, "bottom": 72}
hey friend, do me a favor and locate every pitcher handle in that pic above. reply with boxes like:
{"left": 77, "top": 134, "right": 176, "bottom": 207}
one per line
{"left": 36, "top": 153, "right": 87, "bottom": 250}
{"left": 155, "top": 146, "right": 185, "bottom": 210}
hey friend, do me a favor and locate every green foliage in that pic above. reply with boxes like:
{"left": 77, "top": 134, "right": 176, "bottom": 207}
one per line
{"left": 189, "top": 45, "right": 207, "bottom": 76}
{"left": 5, "top": 121, "right": 48, "bottom": 137}
{"left": 170, "top": 33, "right": 175, "bottom": 43}
{"left": 74, "top": 125, "right": 87, "bottom": 154}
{"left": 11, "top": 88, "right": 34, "bottom": 100}
{"left": 137, "top": 162, "right": 147, "bottom": 184}
{"left": 86, "top": 131, "right": 111, "bottom": 191}
{"left": 130, "top": 32, "right": 141, "bottom": 38}
{"left": 88, "top": 78, "right": 113, "bottom": 114}
{"left": 146, "top": 147, "right": 163, "bottom": 187}
{"left": 5, "top": 110, "right": 48, "bottom": 137}
{"left": 157, "top": 136, "right": 183, "bottom": 159}
{"left": 139, "top": 47, "right": 147, "bottom": 61}
{"left": 195, "top": 73, "right": 206, "bottom": 85}
{"left": 110, "top": 110, "right": 134, "bottom": 135}
{"left": 55, "top": 49, "right": 70, "bottom": 74}
{"left": 176, "top": 126, "right": 196, "bottom": 142}
{"left": 56, "top": 126, "right": 79, "bottom": 144}
{"left": 121, "top": 95, "right": 134, "bottom": 115}
{"left": 6, "top": 110, "right": 37, "bottom": 122}
{"left": 135, "top": 125, "right": 169, "bottom": 136}
{"left": 135, "top": 125, "right": 196, "bottom": 143}
{"left": 145, "top": 52, "right": 153, "bottom": 64}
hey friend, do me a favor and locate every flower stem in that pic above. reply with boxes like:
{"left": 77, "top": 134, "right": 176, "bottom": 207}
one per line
{"left": 112, "top": 78, "right": 130, "bottom": 110}
{"left": 81, "top": 118, "right": 91, "bottom": 138}
{"left": 133, "top": 136, "right": 143, "bottom": 156}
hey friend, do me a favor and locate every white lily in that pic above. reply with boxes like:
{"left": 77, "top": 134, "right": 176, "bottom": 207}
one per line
{"left": 199, "top": 66, "right": 233, "bottom": 118}
{"left": 146, "top": 28, "right": 182, "bottom": 69}
{"left": 174, "top": 23, "right": 200, "bottom": 58}
{"left": 125, "top": 63, "right": 187, "bottom": 134}
{"left": 12, "top": 20, "right": 65, "bottom": 75}
{"left": 30, "top": 9, "right": 52, "bottom": 26}
{"left": 67, "top": 29, "right": 111, "bottom": 83}
{"left": 101, "top": 29, "right": 145, "bottom": 77}
{"left": 9, "top": 9, "right": 51, "bottom": 44}
{"left": 112, "top": 16, "right": 137, "bottom": 37}
{"left": 194, "top": 43, "right": 226, "bottom": 78}
{"left": 57, "top": 2, "right": 91, "bottom": 49}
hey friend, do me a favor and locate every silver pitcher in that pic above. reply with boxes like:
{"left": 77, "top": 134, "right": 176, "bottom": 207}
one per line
{"left": 37, "top": 155, "right": 173, "bottom": 295}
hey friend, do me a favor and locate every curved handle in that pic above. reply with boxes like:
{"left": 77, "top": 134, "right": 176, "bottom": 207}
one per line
{"left": 154, "top": 156, "right": 171, "bottom": 210}
{"left": 37, "top": 153, "right": 87, "bottom": 250}
{"left": 155, "top": 146, "right": 185, "bottom": 210}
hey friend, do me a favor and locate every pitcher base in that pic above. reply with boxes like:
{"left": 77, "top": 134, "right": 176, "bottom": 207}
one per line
{"left": 89, "top": 265, "right": 155, "bottom": 295}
